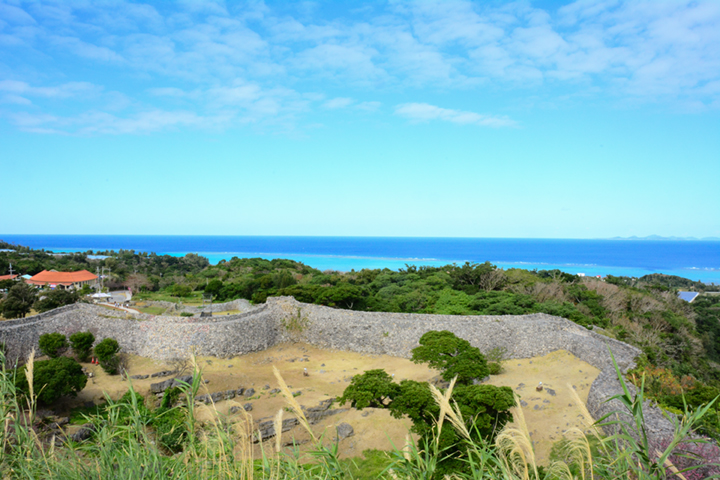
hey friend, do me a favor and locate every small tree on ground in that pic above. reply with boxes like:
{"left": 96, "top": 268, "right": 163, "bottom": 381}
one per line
{"left": 38, "top": 333, "right": 68, "bottom": 358}
{"left": 411, "top": 330, "right": 489, "bottom": 384}
{"left": 94, "top": 338, "right": 121, "bottom": 374}
{"left": 339, "top": 330, "right": 514, "bottom": 475}
{"left": 15, "top": 357, "right": 87, "bottom": 404}
{"left": 69, "top": 331, "right": 95, "bottom": 362}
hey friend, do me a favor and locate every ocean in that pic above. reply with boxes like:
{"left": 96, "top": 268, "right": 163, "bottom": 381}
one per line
{"left": 1, "top": 235, "right": 719, "bottom": 284}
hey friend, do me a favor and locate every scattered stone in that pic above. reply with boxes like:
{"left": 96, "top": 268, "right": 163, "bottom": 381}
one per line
{"left": 70, "top": 423, "right": 95, "bottom": 442}
{"left": 244, "top": 403, "right": 253, "bottom": 411}
{"left": 244, "top": 388, "right": 255, "bottom": 397}
{"left": 228, "top": 365, "right": 233, "bottom": 368}
{"left": 336, "top": 423, "right": 354, "bottom": 440}
{"left": 533, "top": 405, "right": 540, "bottom": 410}
{"left": 319, "top": 370, "right": 326, "bottom": 374}
{"left": 264, "top": 384, "right": 270, "bottom": 389}
{"left": 224, "top": 389, "right": 236, "bottom": 400}
{"left": 150, "top": 375, "right": 193, "bottom": 394}
{"left": 130, "top": 374, "right": 149, "bottom": 380}
{"left": 520, "top": 400, "right": 528, "bottom": 407}
{"left": 254, "top": 417, "right": 300, "bottom": 442}
{"left": 292, "top": 391, "right": 301, "bottom": 397}
{"left": 516, "top": 383, "right": 525, "bottom": 390}
{"left": 150, "top": 370, "right": 174, "bottom": 378}
{"left": 269, "top": 388, "right": 280, "bottom": 394}
{"left": 237, "top": 387, "right": 245, "bottom": 396}
{"left": 321, "top": 364, "right": 325, "bottom": 367}
{"left": 543, "top": 399, "right": 550, "bottom": 404}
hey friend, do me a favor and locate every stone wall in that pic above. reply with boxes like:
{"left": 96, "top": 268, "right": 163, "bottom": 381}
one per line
{"left": 139, "top": 298, "right": 253, "bottom": 315}
{"left": 0, "top": 295, "right": 674, "bottom": 440}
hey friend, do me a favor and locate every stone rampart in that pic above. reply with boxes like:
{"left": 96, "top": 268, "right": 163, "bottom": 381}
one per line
{"left": 0, "top": 295, "right": 674, "bottom": 439}
{"left": 139, "top": 298, "right": 253, "bottom": 315}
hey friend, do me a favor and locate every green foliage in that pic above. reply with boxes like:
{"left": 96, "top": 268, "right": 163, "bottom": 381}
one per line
{"left": 338, "top": 369, "right": 399, "bottom": 409}
{"left": 38, "top": 333, "right": 68, "bottom": 358}
{"left": 15, "top": 356, "right": 87, "bottom": 404}
{"left": 204, "top": 278, "right": 223, "bottom": 297}
{"left": 341, "top": 331, "right": 514, "bottom": 476}
{"left": 170, "top": 284, "right": 192, "bottom": 297}
{"left": 0, "top": 282, "right": 37, "bottom": 319}
{"left": 69, "top": 331, "right": 95, "bottom": 362}
{"left": 411, "top": 330, "right": 489, "bottom": 385}
{"left": 94, "top": 338, "right": 121, "bottom": 374}
{"left": 34, "top": 289, "right": 80, "bottom": 313}
{"left": 488, "top": 363, "right": 501, "bottom": 375}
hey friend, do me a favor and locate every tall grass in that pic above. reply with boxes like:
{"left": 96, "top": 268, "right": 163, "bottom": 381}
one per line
{"left": 1, "top": 349, "right": 718, "bottom": 479}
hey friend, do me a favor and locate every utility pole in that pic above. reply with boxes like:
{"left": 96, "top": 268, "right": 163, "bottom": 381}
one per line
{"left": 8, "top": 262, "right": 14, "bottom": 278}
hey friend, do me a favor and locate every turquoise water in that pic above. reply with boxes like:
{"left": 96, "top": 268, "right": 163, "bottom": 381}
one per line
{"left": 3, "top": 235, "right": 718, "bottom": 283}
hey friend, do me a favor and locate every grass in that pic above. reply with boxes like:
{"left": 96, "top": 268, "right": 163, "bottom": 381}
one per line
{"left": 1, "top": 349, "right": 718, "bottom": 480}
{"left": 136, "top": 305, "right": 168, "bottom": 315}
{"left": 133, "top": 291, "right": 204, "bottom": 305}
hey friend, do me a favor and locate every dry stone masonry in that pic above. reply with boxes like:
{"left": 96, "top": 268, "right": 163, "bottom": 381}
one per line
{"left": 0, "top": 296, "right": 674, "bottom": 440}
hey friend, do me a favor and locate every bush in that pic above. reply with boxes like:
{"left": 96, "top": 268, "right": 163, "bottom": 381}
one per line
{"left": 38, "top": 333, "right": 68, "bottom": 358}
{"left": 488, "top": 362, "right": 502, "bottom": 375}
{"left": 69, "top": 331, "right": 95, "bottom": 362}
{"left": 170, "top": 284, "right": 192, "bottom": 297}
{"left": 34, "top": 289, "right": 80, "bottom": 313}
{"left": 15, "top": 357, "right": 87, "bottom": 404}
{"left": 94, "top": 338, "right": 120, "bottom": 374}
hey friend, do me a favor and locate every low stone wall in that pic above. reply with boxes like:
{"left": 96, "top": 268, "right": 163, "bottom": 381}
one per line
{"left": 140, "top": 298, "right": 254, "bottom": 315}
{"left": 0, "top": 295, "right": 675, "bottom": 440}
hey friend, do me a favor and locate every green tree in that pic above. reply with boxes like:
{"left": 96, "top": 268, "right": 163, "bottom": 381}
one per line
{"left": 15, "top": 357, "right": 87, "bottom": 404}
{"left": 170, "top": 284, "right": 192, "bottom": 297}
{"left": 338, "top": 369, "right": 399, "bottom": 409}
{"left": 38, "top": 333, "right": 68, "bottom": 358}
{"left": 339, "top": 331, "right": 515, "bottom": 476}
{"left": 411, "top": 330, "right": 489, "bottom": 385}
{"left": 0, "top": 282, "right": 37, "bottom": 319}
{"left": 204, "top": 278, "right": 223, "bottom": 298}
{"left": 34, "top": 289, "right": 80, "bottom": 313}
{"left": 94, "top": 338, "right": 121, "bottom": 374}
{"left": 69, "top": 331, "right": 95, "bottom": 362}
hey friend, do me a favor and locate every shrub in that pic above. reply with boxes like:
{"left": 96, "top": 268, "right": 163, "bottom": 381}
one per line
{"left": 34, "top": 289, "right": 80, "bottom": 313}
{"left": 94, "top": 338, "right": 120, "bottom": 374}
{"left": 38, "top": 333, "right": 68, "bottom": 358}
{"left": 170, "top": 284, "right": 192, "bottom": 297}
{"left": 488, "top": 362, "right": 502, "bottom": 375}
{"left": 69, "top": 331, "right": 95, "bottom": 362}
{"left": 15, "top": 356, "right": 87, "bottom": 404}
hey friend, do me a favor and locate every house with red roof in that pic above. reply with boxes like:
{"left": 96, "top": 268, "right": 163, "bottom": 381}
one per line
{"left": 27, "top": 270, "right": 98, "bottom": 290}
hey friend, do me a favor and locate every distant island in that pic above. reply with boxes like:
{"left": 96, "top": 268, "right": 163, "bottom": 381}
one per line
{"left": 609, "top": 235, "right": 720, "bottom": 241}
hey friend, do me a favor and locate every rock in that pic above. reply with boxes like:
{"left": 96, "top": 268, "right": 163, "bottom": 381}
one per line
{"left": 545, "top": 388, "right": 556, "bottom": 396}
{"left": 244, "top": 403, "right": 253, "bottom": 411}
{"left": 236, "top": 387, "right": 245, "bottom": 396}
{"left": 253, "top": 417, "right": 299, "bottom": 442}
{"left": 264, "top": 384, "right": 270, "bottom": 389}
{"left": 150, "top": 375, "right": 193, "bottom": 394}
{"left": 130, "top": 374, "right": 149, "bottom": 380}
{"left": 244, "top": 388, "right": 255, "bottom": 397}
{"left": 224, "top": 390, "right": 236, "bottom": 400}
{"left": 336, "top": 423, "right": 354, "bottom": 439}
{"left": 270, "top": 388, "right": 280, "bottom": 394}
{"left": 520, "top": 400, "right": 528, "bottom": 407}
{"left": 71, "top": 423, "right": 95, "bottom": 442}
{"left": 292, "top": 391, "right": 302, "bottom": 397}
{"left": 150, "top": 370, "right": 174, "bottom": 378}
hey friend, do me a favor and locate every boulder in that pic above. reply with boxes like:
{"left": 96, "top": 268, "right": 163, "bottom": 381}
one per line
{"left": 70, "top": 423, "right": 96, "bottom": 442}
{"left": 150, "top": 375, "right": 193, "bottom": 394}
{"left": 336, "top": 423, "right": 354, "bottom": 440}
{"left": 244, "top": 388, "right": 255, "bottom": 397}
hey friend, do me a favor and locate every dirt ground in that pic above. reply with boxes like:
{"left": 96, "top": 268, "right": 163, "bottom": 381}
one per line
{"left": 58, "top": 344, "right": 599, "bottom": 464}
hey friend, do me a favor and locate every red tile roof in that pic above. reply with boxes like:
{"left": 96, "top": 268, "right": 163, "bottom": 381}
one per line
{"left": 0, "top": 274, "right": 18, "bottom": 281}
{"left": 27, "top": 270, "right": 98, "bottom": 286}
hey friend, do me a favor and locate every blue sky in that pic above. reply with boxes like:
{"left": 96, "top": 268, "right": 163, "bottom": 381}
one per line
{"left": 0, "top": 0, "right": 718, "bottom": 238}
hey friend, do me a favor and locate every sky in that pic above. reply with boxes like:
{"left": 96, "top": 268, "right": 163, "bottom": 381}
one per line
{"left": 0, "top": 0, "right": 719, "bottom": 239}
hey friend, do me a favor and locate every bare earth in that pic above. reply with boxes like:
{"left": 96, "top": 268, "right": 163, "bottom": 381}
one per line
{"left": 58, "top": 344, "right": 599, "bottom": 464}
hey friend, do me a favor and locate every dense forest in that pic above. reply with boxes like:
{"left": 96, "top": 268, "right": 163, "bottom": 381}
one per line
{"left": 2, "top": 239, "right": 720, "bottom": 437}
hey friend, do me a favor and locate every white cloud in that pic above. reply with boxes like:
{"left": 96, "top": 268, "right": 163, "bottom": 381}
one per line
{"left": 0, "top": 80, "right": 102, "bottom": 98}
{"left": 322, "top": 97, "right": 353, "bottom": 109}
{"left": 395, "top": 103, "right": 516, "bottom": 128}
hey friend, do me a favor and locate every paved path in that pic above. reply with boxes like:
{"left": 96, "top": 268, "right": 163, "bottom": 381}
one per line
{"left": 98, "top": 302, "right": 141, "bottom": 314}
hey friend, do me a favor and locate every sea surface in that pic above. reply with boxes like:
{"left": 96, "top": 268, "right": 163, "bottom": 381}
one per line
{"left": 2, "top": 235, "right": 719, "bottom": 284}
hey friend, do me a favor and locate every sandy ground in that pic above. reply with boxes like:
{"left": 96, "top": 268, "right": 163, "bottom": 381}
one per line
{"left": 56, "top": 344, "right": 599, "bottom": 464}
